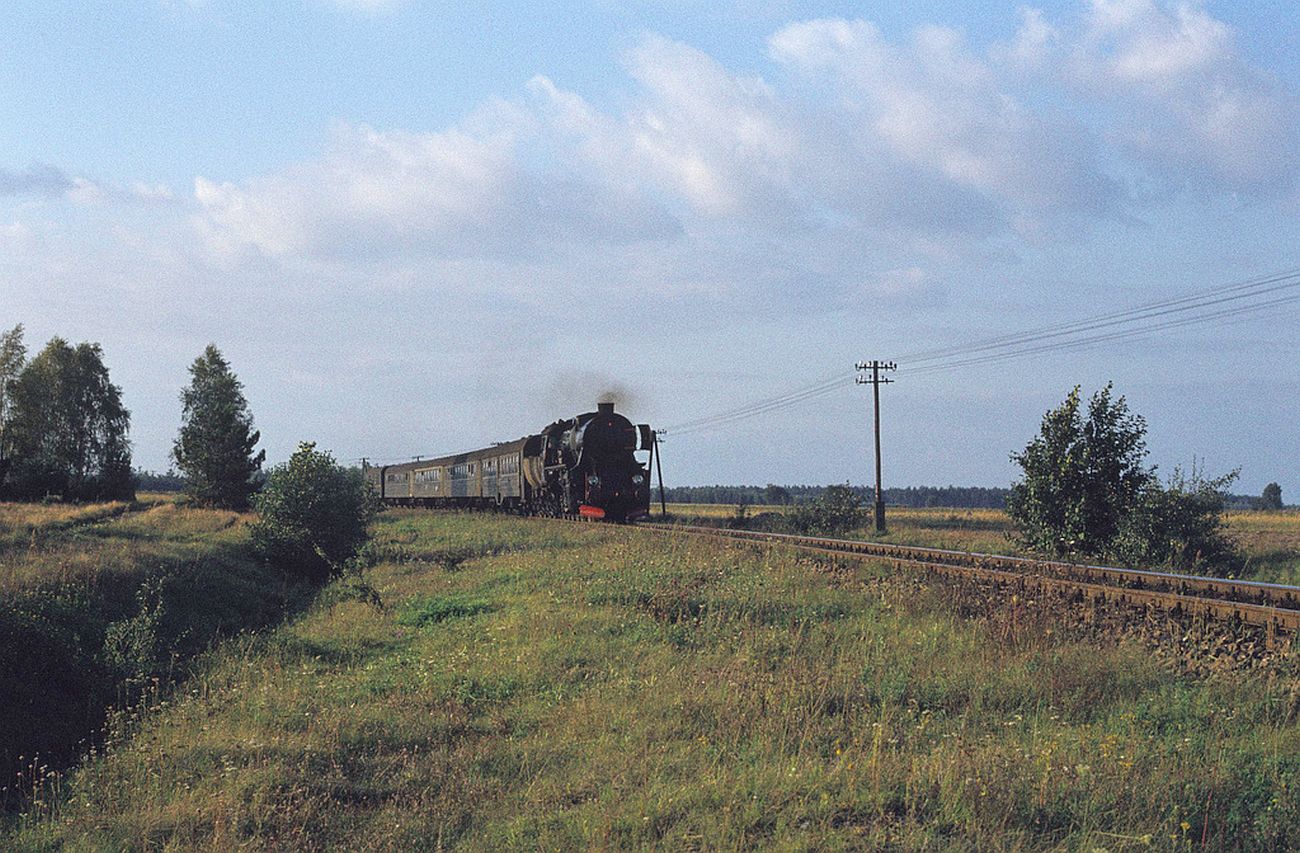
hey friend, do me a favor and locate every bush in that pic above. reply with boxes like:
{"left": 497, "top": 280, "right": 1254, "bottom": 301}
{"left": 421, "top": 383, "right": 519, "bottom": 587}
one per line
{"left": 250, "top": 442, "right": 377, "bottom": 582}
{"left": 1113, "top": 467, "right": 1241, "bottom": 575}
{"left": 1009, "top": 386, "right": 1241, "bottom": 574}
{"left": 790, "top": 484, "right": 864, "bottom": 536}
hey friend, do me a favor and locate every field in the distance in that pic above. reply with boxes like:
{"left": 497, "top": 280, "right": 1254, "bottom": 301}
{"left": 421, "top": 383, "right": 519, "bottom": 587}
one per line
{"left": 9, "top": 508, "right": 1300, "bottom": 850}
{"left": 663, "top": 503, "right": 1300, "bottom": 583}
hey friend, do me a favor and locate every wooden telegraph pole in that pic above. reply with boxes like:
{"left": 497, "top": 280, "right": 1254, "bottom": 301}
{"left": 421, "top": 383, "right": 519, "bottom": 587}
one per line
{"left": 855, "top": 360, "right": 896, "bottom": 533}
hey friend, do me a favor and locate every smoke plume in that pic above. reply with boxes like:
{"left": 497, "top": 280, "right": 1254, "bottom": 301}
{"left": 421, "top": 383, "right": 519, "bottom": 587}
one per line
{"left": 544, "top": 371, "right": 639, "bottom": 415}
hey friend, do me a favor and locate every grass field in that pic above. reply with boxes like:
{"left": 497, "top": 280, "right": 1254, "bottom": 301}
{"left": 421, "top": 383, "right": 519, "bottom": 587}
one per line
{"left": 9, "top": 508, "right": 1300, "bottom": 850}
{"left": 0, "top": 497, "right": 250, "bottom": 595}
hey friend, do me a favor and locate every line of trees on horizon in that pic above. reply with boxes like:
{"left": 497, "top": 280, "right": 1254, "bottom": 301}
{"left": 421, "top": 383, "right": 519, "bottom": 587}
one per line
{"left": 661, "top": 484, "right": 1014, "bottom": 508}
{"left": 662, "top": 483, "right": 1286, "bottom": 511}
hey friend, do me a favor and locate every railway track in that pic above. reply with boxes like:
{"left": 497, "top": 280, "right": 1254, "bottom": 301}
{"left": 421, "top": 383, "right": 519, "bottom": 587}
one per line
{"left": 635, "top": 522, "right": 1300, "bottom": 641}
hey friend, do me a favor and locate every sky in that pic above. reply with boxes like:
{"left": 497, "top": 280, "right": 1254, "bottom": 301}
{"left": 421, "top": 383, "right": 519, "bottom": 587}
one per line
{"left": 1, "top": 0, "right": 1297, "bottom": 496}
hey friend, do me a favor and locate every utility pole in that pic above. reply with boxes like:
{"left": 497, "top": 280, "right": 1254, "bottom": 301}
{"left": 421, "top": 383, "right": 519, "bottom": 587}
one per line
{"left": 855, "top": 360, "right": 896, "bottom": 533}
{"left": 651, "top": 429, "right": 667, "bottom": 517}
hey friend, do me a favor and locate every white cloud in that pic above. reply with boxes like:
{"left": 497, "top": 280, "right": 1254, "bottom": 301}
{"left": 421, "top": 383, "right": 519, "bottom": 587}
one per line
{"left": 621, "top": 36, "right": 798, "bottom": 216}
{"left": 191, "top": 6, "right": 1298, "bottom": 278}
{"left": 194, "top": 110, "right": 679, "bottom": 260}
{"left": 999, "top": 7, "right": 1059, "bottom": 70}
{"left": 195, "top": 119, "right": 519, "bottom": 257}
{"left": 769, "top": 18, "right": 1118, "bottom": 229}
{"left": 1033, "top": 0, "right": 1300, "bottom": 195}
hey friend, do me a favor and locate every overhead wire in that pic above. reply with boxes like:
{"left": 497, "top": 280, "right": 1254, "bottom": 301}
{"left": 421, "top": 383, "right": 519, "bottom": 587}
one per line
{"left": 662, "top": 267, "right": 1300, "bottom": 437}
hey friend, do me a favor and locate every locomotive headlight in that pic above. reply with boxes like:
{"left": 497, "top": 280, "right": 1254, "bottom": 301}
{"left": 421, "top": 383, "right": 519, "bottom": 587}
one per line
{"left": 587, "top": 475, "right": 600, "bottom": 486}
{"left": 632, "top": 474, "right": 644, "bottom": 485}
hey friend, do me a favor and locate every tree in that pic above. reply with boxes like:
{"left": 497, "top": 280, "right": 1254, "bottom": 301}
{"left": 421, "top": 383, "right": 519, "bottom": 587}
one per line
{"left": 1259, "top": 482, "right": 1283, "bottom": 511}
{"left": 1006, "top": 385, "right": 1153, "bottom": 558}
{"left": 1008, "top": 385, "right": 1240, "bottom": 574}
{"left": 0, "top": 324, "right": 26, "bottom": 480}
{"left": 763, "top": 484, "right": 792, "bottom": 506}
{"left": 250, "top": 442, "right": 376, "bottom": 582}
{"left": 172, "top": 345, "right": 266, "bottom": 509}
{"left": 2, "top": 337, "right": 134, "bottom": 501}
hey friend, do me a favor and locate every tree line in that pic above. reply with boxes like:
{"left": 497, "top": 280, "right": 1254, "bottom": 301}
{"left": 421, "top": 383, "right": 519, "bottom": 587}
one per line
{"left": 662, "top": 483, "right": 1012, "bottom": 508}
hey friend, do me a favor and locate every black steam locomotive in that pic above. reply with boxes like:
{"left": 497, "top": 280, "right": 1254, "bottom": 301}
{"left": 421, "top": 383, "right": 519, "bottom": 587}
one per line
{"left": 363, "top": 402, "right": 654, "bottom": 522}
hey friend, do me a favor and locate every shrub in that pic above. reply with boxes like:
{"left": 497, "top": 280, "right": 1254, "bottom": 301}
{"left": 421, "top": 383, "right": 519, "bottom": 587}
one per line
{"left": 1113, "top": 467, "right": 1240, "bottom": 575}
{"left": 1009, "top": 385, "right": 1241, "bottom": 574}
{"left": 790, "top": 484, "right": 864, "bottom": 536}
{"left": 250, "top": 442, "right": 377, "bottom": 582}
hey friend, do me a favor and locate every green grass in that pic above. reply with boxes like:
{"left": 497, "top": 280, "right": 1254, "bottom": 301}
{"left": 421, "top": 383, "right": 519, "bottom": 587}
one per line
{"left": 9, "top": 509, "right": 1300, "bottom": 849}
{"left": 0, "top": 498, "right": 311, "bottom": 808}
{"left": 0, "top": 500, "right": 249, "bottom": 596}
{"left": 397, "top": 594, "right": 495, "bottom": 626}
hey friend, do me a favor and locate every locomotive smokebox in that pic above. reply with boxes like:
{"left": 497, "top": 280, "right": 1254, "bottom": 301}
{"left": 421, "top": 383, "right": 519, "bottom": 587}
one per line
{"left": 597, "top": 401, "right": 615, "bottom": 415}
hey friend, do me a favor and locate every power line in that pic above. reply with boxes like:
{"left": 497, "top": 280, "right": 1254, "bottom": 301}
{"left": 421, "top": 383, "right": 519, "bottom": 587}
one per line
{"left": 662, "top": 266, "right": 1300, "bottom": 436}
{"left": 903, "top": 267, "right": 1300, "bottom": 364}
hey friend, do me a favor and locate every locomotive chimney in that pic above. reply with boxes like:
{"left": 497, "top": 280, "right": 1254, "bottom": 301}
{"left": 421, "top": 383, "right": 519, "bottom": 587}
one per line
{"left": 597, "top": 401, "right": 615, "bottom": 415}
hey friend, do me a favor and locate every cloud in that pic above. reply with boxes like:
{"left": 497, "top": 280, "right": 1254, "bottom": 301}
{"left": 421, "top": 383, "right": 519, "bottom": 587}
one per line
{"left": 192, "top": 6, "right": 1299, "bottom": 283}
{"left": 619, "top": 35, "right": 799, "bottom": 217}
{"left": 195, "top": 109, "right": 679, "bottom": 260}
{"left": 1027, "top": 0, "right": 1300, "bottom": 196}
{"left": 769, "top": 19, "right": 1119, "bottom": 230}
{"left": 0, "top": 164, "right": 75, "bottom": 197}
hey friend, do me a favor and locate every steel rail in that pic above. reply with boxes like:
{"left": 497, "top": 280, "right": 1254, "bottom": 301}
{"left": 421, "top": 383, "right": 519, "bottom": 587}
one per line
{"left": 635, "top": 522, "right": 1300, "bottom": 638}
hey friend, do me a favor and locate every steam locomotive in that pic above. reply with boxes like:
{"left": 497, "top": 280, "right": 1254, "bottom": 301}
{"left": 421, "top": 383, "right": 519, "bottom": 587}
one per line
{"left": 362, "top": 402, "right": 654, "bottom": 522}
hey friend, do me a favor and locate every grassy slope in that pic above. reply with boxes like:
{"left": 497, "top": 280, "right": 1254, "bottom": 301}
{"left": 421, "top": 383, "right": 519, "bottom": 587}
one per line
{"left": 0, "top": 500, "right": 310, "bottom": 808}
{"left": 11, "top": 510, "right": 1300, "bottom": 850}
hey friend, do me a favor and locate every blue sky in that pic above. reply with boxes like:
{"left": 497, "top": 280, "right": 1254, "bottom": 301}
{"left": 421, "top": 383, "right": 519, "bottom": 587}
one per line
{"left": 1, "top": 0, "right": 1297, "bottom": 496}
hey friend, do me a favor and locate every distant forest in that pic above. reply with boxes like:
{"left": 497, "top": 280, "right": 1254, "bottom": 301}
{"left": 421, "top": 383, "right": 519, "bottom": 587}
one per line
{"left": 134, "top": 469, "right": 186, "bottom": 492}
{"left": 662, "top": 484, "right": 1273, "bottom": 510}
{"left": 661, "top": 484, "right": 1011, "bottom": 508}
{"left": 135, "top": 468, "right": 1279, "bottom": 512}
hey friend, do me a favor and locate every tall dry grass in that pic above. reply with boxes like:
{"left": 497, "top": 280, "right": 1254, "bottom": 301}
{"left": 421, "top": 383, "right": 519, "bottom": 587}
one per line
{"left": 10, "top": 510, "right": 1300, "bottom": 849}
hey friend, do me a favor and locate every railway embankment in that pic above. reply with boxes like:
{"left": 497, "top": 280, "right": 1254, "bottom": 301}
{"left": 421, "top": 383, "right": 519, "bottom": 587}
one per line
{"left": 10, "top": 509, "right": 1300, "bottom": 850}
{"left": 0, "top": 500, "right": 315, "bottom": 810}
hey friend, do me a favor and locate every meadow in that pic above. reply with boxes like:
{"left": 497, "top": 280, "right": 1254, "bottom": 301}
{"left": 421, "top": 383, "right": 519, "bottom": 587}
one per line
{"left": 7, "top": 507, "right": 1300, "bottom": 850}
